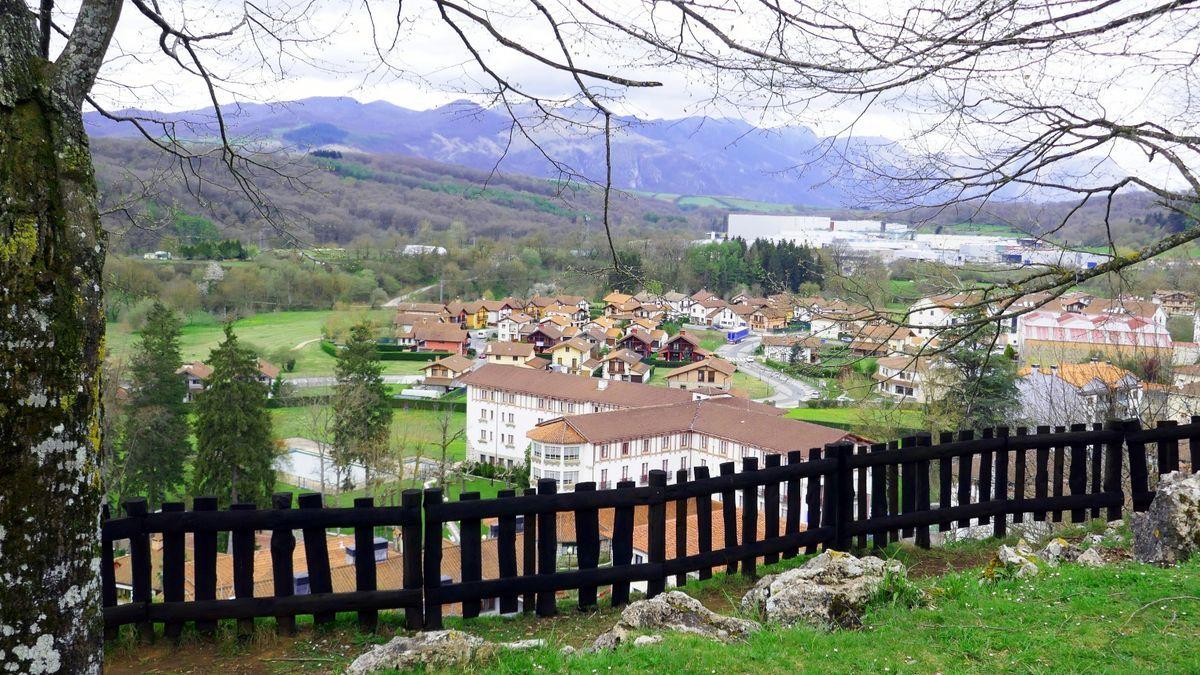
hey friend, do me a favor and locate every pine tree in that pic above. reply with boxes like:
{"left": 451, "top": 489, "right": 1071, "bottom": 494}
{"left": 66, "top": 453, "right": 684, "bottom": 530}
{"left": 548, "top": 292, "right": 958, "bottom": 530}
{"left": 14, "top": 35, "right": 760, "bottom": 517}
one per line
{"left": 193, "top": 325, "right": 277, "bottom": 506}
{"left": 120, "top": 302, "right": 191, "bottom": 507}
{"left": 332, "top": 323, "right": 393, "bottom": 490}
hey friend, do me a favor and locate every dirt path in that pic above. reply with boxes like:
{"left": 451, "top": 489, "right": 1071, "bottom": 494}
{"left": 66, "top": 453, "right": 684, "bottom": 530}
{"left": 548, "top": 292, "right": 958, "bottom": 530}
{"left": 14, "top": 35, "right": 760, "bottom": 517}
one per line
{"left": 291, "top": 337, "right": 322, "bottom": 351}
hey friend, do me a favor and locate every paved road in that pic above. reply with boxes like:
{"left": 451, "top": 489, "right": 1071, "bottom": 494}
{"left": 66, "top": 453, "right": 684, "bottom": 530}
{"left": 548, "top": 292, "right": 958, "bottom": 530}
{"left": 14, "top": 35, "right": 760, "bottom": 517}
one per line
{"left": 284, "top": 375, "right": 422, "bottom": 388}
{"left": 383, "top": 283, "right": 440, "bottom": 307}
{"left": 717, "top": 335, "right": 817, "bottom": 408}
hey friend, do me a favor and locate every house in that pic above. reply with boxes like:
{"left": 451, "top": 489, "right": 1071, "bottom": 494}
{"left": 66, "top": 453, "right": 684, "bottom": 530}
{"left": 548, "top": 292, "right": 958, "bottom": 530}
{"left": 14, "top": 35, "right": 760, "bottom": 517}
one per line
{"left": 525, "top": 397, "right": 853, "bottom": 491}
{"left": 662, "top": 291, "right": 689, "bottom": 317}
{"left": 176, "top": 359, "right": 280, "bottom": 402}
{"left": 706, "top": 305, "right": 746, "bottom": 331}
{"left": 616, "top": 331, "right": 658, "bottom": 358}
{"left": 908, "top": 292, "right": 982, "bottom": 344}
{"left": 761, "top": 334, "right": 819, "bottom": 364}
{"left": 496, "top": 312, "right": 533, "bottom": 343}
{"left": 851, "top": 324, "right": 914, "bottom": 355}
{"left": 873, "top": 355, "right": 943, "bottom": 403}
{"left": 600, "top": 349, "right": 653, "bottom": 383}
{"left": 393, "top": 311, "right": 443, "bottom": 334}
{"left": 413, "top": 324, "right": 470, "bottom": 355}
{"left": 483, "top": 341, "right": 539, "bottom": 368}
{"left": 420, "top": 354, "right": 476, "bottom": 392}
{"left": 546, "top": 338, "right": 597, "bottom": 376}
{"left": 690, "top": 296, "right": 726, "bottom": 325}
{"left": 1018, "top": 361, "right": 1144, "bottom": 427}
{"left": 749, "top": 306, "right": 789, "bottom": 332}
{"left": 391, "top": 302, "right": 448, "bottom": 318}
{"left": 665, "top": 357, "right": 737, "bottom": 391}
{"left": 1017, "top": 309, "right": 1173, "bottom": 362}
{"left": 525, "top": 324, "right": 564, "bottom": 352}
{"left": 1154, "top": 290, "right": 1197, "bottom": 316}
{"left": 658, "top": 332, "right": 708, "bottom": 363}
{"left": 603, "top": 291, "right": 633, "bottom": 306}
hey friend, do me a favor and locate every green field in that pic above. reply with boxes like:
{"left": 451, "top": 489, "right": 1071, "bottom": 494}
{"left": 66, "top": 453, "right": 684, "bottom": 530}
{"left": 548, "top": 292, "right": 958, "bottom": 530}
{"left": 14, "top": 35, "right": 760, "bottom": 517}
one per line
{"left": 270, "top": 405, "right": 468, "bottom": 461}
{"left": 275, "top": 475, "right": 514, "bottom": 508}
{"left": 647, "top": 365, "right": 774, "bottom": 400}
{"left": 786, "top": 405, "right": 925, "bottom": 431}
{"left": 106, "top": 309, "right": 426, "bottom": 377}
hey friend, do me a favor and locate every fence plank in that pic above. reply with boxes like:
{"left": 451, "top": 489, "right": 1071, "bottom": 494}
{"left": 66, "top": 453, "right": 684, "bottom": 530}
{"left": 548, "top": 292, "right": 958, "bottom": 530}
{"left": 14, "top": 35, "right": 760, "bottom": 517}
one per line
{"left": 351, "top": 497, "right": 379, "bottom": 631}
{"left": 1052, "top": 426, "right": 1066, "bottom": 522}
{"left": 740, "top": 458, "right": 759, "bottom": 577}
{"left": 855, "top": 446, "right": 869, "bottom": 549}
{"left": 784, "top": 451, "right": 802, "bottom": 560}
{"left": 674, "top": 470, "right": 690, "bottom": 586}
{"left": 956, "top": 430, "right": 974, "bottom": 528}
{"left": 915, "top": 434, "right": 932, "bottom": 548}
{"left": 695, "top": 466, "right": 714, "bottom": 578}
{"left": 459, "top": 492, "right": 482, "bottom": 619}
{"left": 495, "top": 489, "right": 518, "bottom": 615}
{"left": 522, "top": 487, "right": 536, "bottom": 613}
{"left": 101, "top": 504, "right": 117, "bottom": 641}
{"left": 648, "top": 471, "right": 669, "bottom": 595}
{"left": 993, "top": 428, "right": 1010, "bottom": 539}
{"left": 938, "top": 432, "right": 953, "bottom": 533}
{"left": 270, "top": 493, "right": 296, "bottom": 635}
{"left": 1013, "top": 427, "right": 1027, "bottom": 526}
{"left": 230, "top": 503, "right": 257, "bottom": 637}
{"left": 401, "top": 489, "right": 424, "bottom": 628}
{"left": 299, "top": 493, "right": 334, "bottom": 626}
{"left": 1091, "top": 422, "right": 1104, "bottom": 519}
{"left": 1068, "top": 424, "right": 1088, "bottom": 523}
{"left": 193, "top": 496, "right": 218, "bottom": 635}
{"left": 536, "top": 479, "right": 558, "bottom": 616}
{"left": 1127, "top": 419, "right": 1151, "bottom": 512}
{"left": 574, "top": 483, "right": 601, "bottom": 610}
{"left": 422, "top": 488, "right": 444, "bottom": 630}
{"left": 978, "top": 428, "right": 994, "bottom": 526}
{"left": 763, "top": 455, "right": 781, "bottom": 565}
{"left": 610, "top": 480, "right": 635, "bottom": 607}
{"left": 161, "top": 502, "right": 185, "bottom": 640}
{"left": 900, "top": 436, "right": 917, "bottom": 538}
{"left": 806, "top": 449, "right": 823, "bottom": 554}
{"left": 833, "top": 443, "right": 854, "bottom": 551}
{"left": 720, "top": 462, "right": 739, "bottom": 573}
{"left": 887, "top": 440, "right": 901, "bottom": 542}
{"left": 870, "top": 443, "right": 888, "bottom": 551}
{"left": 1104, "top": 420, "right": 1129, "bottom": 522}
{"left": 123, "top": 498, "right": 153, "bottom": 643}
{"left": 1034, "top": 425, "right": 1051, "bottom": 521}
{"left": 1158, "top": 420, "right": 1180, "bottom": 476}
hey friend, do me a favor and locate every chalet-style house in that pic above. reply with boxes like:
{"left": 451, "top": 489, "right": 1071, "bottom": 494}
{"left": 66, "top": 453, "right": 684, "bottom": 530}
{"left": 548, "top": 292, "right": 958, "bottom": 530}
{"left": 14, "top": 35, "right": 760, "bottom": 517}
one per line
{"left": 1154, "top": 290, "right": 1197, "bottom": 316}
{"left": 599, "top": 349, "right": 653, "bottom": 383}
{"left": 1018, "top": 361, "right": 1144, "bottom": 427}
{"left": 419, "top": 354, "right": 475, "bottom": 392}
{"left": 658, "top": 332, "right": 708, "bottom": 363}
{"left": 546, "top": 338, "right": 598, "bottom": 376}
{"left": 483, "top": 341, "right": 540, "bottom": 368}
{"left": 665, "top": 357, "right": 737, "bottom": 391}
{"left": 177, "top": 359, "right": 280, "bottom": 402}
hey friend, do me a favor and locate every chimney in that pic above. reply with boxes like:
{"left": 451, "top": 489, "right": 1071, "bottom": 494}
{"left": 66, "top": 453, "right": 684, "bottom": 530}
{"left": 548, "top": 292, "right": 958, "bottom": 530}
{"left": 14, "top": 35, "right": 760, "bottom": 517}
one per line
{"left": 597, "top": 379, "right": 609, "bottom": 391}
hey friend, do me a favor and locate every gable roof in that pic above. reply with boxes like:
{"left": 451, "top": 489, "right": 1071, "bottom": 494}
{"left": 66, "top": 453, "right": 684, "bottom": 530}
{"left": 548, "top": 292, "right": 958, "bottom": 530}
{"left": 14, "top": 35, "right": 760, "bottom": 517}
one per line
{"left": 414, "top": 324, "right": 469, "bottom": 343}
{"left": 667, "top": 357, "right": 737, "bottom": 379}
{"left": 461, "top": 364, "right": 696, "bottom": 407}
{"left": 422, "top": 354, "right": 475, "bottom": 373}
{"left": 485, "top": 341, "right": 535, "bottom": 358}
{"left": 1018, "top": 362, "right": 1139, "bottom": 389}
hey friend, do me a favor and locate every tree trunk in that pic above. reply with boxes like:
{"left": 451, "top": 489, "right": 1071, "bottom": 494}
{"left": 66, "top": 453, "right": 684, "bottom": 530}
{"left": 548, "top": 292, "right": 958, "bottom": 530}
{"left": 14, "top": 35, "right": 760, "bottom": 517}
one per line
{"left": 1, "top": 3, "right": 116, "bottom": 671}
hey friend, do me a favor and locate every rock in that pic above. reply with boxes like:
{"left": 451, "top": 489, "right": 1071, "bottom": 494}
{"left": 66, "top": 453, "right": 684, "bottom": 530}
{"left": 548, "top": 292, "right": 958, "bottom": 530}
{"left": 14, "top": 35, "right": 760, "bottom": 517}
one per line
{"left": 1132, "top": 471, "right": 1200, "bottom": 564}
{"left": 982, "top": 539, "right": 1040, "bottom": 581}
{"left": 559, "top": 645, "right": 576, "bottom": 656}
{"left": 633, "top": 635, "right": 664, "bottom": 647}
{"left": 1076, "top": 547, "right": 1106, "bottom": 566}
{"left": 739, "top": 550, "right": 905, "bottom": 629}
{"left": 1037, "top": 538, "right": 1081, "bottom": 566}
{"left": 1085, "top": 534, "right": 1105, "bottom": 546}
{"left": 591, "top": 591, "right": 760, "bottom": 651}
{"left": 504, "top": 639, "right": 546, "bottom": 651}
{"left": 347, "top": 630, "right": 488, "bottom": 674}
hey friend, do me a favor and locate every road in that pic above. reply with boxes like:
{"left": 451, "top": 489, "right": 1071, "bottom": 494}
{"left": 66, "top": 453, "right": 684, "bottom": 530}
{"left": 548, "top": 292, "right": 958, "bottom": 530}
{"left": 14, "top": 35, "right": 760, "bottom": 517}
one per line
{"left": 717, "top": 335, "right": 817, "bottom": 408}
{"left": 383, "top": 282, "right": 440, "bottom": 307}
{"left": 284, "top": 375, "right": 422, "bottom": 388}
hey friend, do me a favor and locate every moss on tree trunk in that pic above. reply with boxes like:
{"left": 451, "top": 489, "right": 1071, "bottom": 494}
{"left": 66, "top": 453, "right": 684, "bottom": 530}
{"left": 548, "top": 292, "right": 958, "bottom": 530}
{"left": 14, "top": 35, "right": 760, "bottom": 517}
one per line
{"left": 0, "top": 43, "right": 107, "bottom": 675}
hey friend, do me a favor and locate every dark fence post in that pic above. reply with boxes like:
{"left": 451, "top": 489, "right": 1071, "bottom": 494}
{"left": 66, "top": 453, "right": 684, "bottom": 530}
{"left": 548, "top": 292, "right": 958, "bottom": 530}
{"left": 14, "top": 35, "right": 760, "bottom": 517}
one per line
{"left": 886, "top": 439, "right": 901, "bottom": 541}
{"left": 298, "top": 493, "right": 334, "bottom": 626}
{"left": 647, "top": 470, "right": 668, "bottom": 596}
{"left": 353, "top": 496, "right": 379, "bottom": 631}
{"left": 937, "top": 432, "right": 954, "bottom": 532}
{"left": 978, "top": 428, "right": 994, "bottom": 526}
{"left": 719, "top": 461, "right": 738, "bottom": 573}
{"left": 854, "top": 446, "right": 868, "bottom": 550}
{"left": 694, "top": 466, "right": 714, "bottom": 579}
{"left": 160, "top": 501, "right": 185, "bottom": 640}
{"left": 1158, "top": 420, "right": 1180, "bottom": 476}
{"left": 915, "top": 434, "right": 932, "bottom": 548}
{"left": 869, "top": 443, "right": 888, "bottom": 551}
{"left": 100, "top": 503, "right": 117, "bottom": 641}
{"left": 805, "top": 448, "right": 823, "bottom": 554}
{"left": 611, "top": 480, "right": 635, "bottom": 607}
{"left": 784, "top": 451, "right": 802, "bottom": 560}
{"left": 674, "top": 469, "right": 690, "bottom": 586}
{"left": 833, "top": 443, "right": 854, "bottom": 551}
{"left": 521, "top": 487, "right": 537, "bottom": 613}
{"left": 193, "top": 496, "right": 218, "bottom": 635}
{"left": 1189, "top": 416, "right": 1200, "bottom": 474}
{"left": 955, "top": 430, "right": 974, "bottom": 529}
{"left": 270, "top": 492, "right": 296, "bottom": 635}
{"left": 1127, "top": 420, "right": 1151, "bottom": 512}
{"left": 1012, "top": 427, "right": 1028, "bottom": 526}
{"left": 1034, "top": 425, "right": 1051, "bottom": 522}
{"left": 1090, "top": 422, "right": 1104, "bottom": 519}
{"left": 993, "top": 427, "right": 1009, "bottom": 540}
{"left": 231, "top": 502, "right": 256, "bottom": 637}
{"left": 574, "top": 482, "right": 600, "bottom": 610}
{"left": 422, "top": 487, "right": 444, "bottom": 629}
{"left": 1067, "top": 424, "right": 1088, "bottom": 523}
{"left": 496, "top": 488, "right": 518, "bottom": 615}
{"left": 122, "top": 498, "right": 153, "bottom": 643}
{"left": 401, "top": 489, "right": 424, "bottom": 629}
{"left": 740, "top": 458, "right": 759, "bottom": 577}
{"left": 459, "top": 492, "right": 482, "bottom": 620}
{"left": 1104, "top": 420, "right": 1128, "bottom": 522}
{"left": 900, "top": 436, "right": 917, "bottom": 538}
{"left": 763, "top": 455, "right": 781, "bottom": 565}
{"left": 536, "top": 479, "right": 558, "bottom": 616}
{"left": 1052, "top": 426, "right": 1067, "bottom": 522}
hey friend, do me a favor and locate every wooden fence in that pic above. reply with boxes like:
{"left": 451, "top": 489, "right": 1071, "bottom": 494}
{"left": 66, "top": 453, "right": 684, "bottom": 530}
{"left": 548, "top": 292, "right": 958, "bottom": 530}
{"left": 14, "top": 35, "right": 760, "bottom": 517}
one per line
{"left": 102, "top": 417, "right": 1198, "bottom": 639}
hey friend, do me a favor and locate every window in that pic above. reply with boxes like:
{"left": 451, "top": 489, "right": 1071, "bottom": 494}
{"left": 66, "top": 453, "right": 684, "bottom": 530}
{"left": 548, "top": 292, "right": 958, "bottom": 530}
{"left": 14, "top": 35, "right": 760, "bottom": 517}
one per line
{"left": 599, "top": 444, "right": 609, "bottom": 460}
{"left": 600, "top": 468, "right": 608, "bottom": 486}
{"left": 662, "top": 459, "right": 668, "bottom": 472}
{"left": 621, "top": 442, "right": 630, "bottom": 457}
{"left": 642, "top": 439, "right": 651, "bottom": 454}
{"left": 661, "top": 435, "right": 671, "bottom": 450}
{"left": 621, "top": 465, "right": 630, "bottom": 480}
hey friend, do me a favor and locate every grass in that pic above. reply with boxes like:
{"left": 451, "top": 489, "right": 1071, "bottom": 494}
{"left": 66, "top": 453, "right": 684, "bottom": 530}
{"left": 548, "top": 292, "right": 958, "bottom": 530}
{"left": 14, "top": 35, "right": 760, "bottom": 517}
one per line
{"left": 104, "top": 527, "right": 1200, "bottom": 674}
{"left": 270, "top": 405, "right": 468, "bottom": 461}
{"left": 732, "top": 371, "right": 774, "bottom": 399}
{"left": 274, "top": 475, "right": 515, "bottom": 508}
{"left": 690, "top": 329, "right": 728, "bottom": 352}
{"left": 106, "top": 309, "right": 427, "bottom": 377}
{"left": 786, "top": 406, "right": 925, "bottom": 431}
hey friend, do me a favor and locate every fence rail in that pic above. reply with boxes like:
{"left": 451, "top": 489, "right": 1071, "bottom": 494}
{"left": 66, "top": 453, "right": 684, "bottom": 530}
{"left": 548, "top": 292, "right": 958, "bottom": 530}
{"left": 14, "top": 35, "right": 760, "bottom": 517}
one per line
{"left": 102, "top": 416, "right": 1199, "bottom": 640}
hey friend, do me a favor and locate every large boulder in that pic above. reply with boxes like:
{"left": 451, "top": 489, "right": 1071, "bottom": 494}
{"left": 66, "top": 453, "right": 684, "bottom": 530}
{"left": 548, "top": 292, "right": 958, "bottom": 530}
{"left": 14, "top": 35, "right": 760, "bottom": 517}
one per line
{"left": 1133, "top": 471, "right": 1200, "bottom": 564}
{"left": 591, "top": 591, "right": 761, "bottom": 651}
{"left": 347, "top": 630, "right": 542, "bottom": 673}
{"left": 738, "top": 550, "right": 905, "bottom": 629}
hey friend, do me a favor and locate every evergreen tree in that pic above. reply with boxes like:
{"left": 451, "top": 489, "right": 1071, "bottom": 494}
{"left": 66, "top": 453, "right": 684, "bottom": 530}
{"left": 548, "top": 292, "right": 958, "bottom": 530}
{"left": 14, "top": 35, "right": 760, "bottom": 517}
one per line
{"left": 193, "top": 326, "right": 277, "bottom": 506}
{"left": 332, "top": 322, "right": 393, "bottom": 489}
{"left": 926, "top": 316, "right": 1021, "bottom": 432}
{"left": 120, "top": 302, "right": 190, "bottom": 508}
